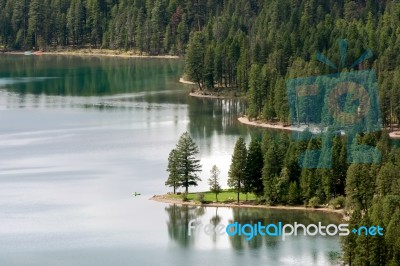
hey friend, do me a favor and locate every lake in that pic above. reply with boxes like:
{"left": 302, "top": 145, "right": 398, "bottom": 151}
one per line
{"left": 0, "top": 55, "right": 342, "bottom": 265}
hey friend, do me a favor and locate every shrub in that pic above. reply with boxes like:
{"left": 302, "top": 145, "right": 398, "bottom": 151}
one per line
{"left": 308, "top": 196, "right": 321, "bottom": 208}
{"left": 225, "top": 197, "right": 235, "bottom": 203}
{"left": 181, "top": 193, "right": 188, "bottom": 202}
{"left": 329, "top": 196, "right": 346, "bottom": 209}
{"left": 255, "top": 197, "right": 266, "bottom": 205}
{"left": 197, "top": 193, "right": 206, "bottom": 203}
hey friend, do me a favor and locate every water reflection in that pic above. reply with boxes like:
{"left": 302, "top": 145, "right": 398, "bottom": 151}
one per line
{"left": 227, "top": 208, "right": 343, "bottom": 251}
{"left": 210, "top": 207, "right": 222, "bottom": 243}
{"left": 164, "top": 204, "right": 342, "bottom": 265}
{"left": 0, "top": 55, "right": 184, "bottom": 97}
{"left": 187, "top": 97, "right": 247, "bottom": 139}
{"left": 165, "top": 204, "right": 205, "bottom": 247}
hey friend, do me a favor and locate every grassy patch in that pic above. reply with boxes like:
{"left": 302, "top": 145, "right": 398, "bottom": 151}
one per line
{"left": 166, "top": 190, "right": 257, "bottom": 203}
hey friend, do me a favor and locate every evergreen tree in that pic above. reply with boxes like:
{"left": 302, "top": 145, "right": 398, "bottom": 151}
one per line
{"left": 175, "top": 132, "right": 202, "bottom": 194}
{"left": 332, "top": 135, "right": 347, "bottom": 196}
{"left": 299, "top": 138, "right": 321, "bottom": 202}
{"left": 346, "top": 164, "right": 374, "bottom": 211}
{"left": 87, "top": 0, "right": 103, "bottom": 48}
{"left": 208, "top": 165, "right": 221, "bottom": 202}
{"left": 204, "top": 45, "right": 215, "bottom": 89}
{"left": 376, "top": 162, "right": 400, "bottom": 197}
{"left": 67, "top": 0, "right": 85, "bottom": 46}
{"left": 28, "top": 0, "right": 45, "bottom": 49}
{"left": 228, "top": 137, "right": 247, "bottom": 203}
{"left": 165, "top": 149, "right": 180, "bottom": 194}
{"left": 236, "top": 35, "right": 249, "bottom": 92}
{"left": 247, "top": 64, "right": 263, "bottom": 119}
{"left": 176, "top": 13, "right": 189, "bottom": 54}
{"left": 135, "top": 8, "right": 146, "bottom": 53}
{"left": 185, "top": 31, "right": 206, "bottom": 90}
{"left": 263, "top": 141, "right": 281, "bottom": 204}
{"left": 287, "top": 181, "right": 300, "bottom": 205}
{"left": 244, "top": 138, "right": 263, "bottom": 197}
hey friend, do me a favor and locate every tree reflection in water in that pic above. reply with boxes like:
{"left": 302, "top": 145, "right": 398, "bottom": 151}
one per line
{"left": 164, "top": 204, "right": 205, "bottom": 247}
{"left": 188, "top": 97, "right": 247, "bottom": 141}
{"left": 209, "top": 207, "right": 221, "bottom": 243}
{"left": 227, "top": 207, "right": 343, "bottom": 251}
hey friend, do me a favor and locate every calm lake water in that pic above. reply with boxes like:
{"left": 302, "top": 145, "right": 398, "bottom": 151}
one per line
{"left": 0, "top": 55, "right": 342, "bottom": 265}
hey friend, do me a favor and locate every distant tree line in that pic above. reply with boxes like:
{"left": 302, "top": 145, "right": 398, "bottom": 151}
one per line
{"left": 0, "top": 0, "right": 222, "bottom": 55}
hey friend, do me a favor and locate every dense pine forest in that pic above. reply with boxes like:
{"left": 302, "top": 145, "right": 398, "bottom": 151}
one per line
{"left": 225, "top": 131, "right": 400, "bottom": 266}
{"left": 2, "top": 0, "right": 400, "bottom": 128}
{"left": 0, "top": 0, "right": 217, "bottom": 54}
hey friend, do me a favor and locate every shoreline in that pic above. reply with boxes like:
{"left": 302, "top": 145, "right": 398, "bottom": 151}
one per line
{"left": 239, "top": 116, "right": 400, "bottom": 138}
{"left": 178, "top": 77, "right": 244, "bottom": 99}
{"left": 188, "top": 91, "right": 231, "bottom": 99}
{"left": 179, "top": 77, "right": 196, "bottom": 85}
{"left": 150, "top": 194, "right": 347, "bottom": 219}
{"left": 3, "top": 49, "right": 180, "bottom": 59}
{"left": 389, "top": 131, "right": 400, "bottom": 139}
{"left": 238, "top": 116, "right": 294, "bottom": 131}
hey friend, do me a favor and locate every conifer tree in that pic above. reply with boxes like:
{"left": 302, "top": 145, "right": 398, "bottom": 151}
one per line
{"left": 165, "top": 149, "right": 180, "bottom": 194}
{"left": 244, "top": 138, "right": 263, "bottom": 197}
{"left": 228, "top": 137, "right": 247, "bottom": 203}
{"left": 28, "top": 0, "right": 44, "bottom": 48}
{"left": 185, "top": 31, "right": 206, "bottom": 90}
{"left": 208, "top": 165, "right": 221, "bottom": 202}
{"left": 176, "top": 132, "right": 202, "bottom": 193}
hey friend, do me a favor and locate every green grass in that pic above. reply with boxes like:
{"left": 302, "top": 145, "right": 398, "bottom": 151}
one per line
{"left": 167, "top": 190, "right": 257, "bottom": 203}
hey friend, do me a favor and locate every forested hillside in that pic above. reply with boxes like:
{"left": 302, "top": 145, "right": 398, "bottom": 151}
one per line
{"left": 1, "top": 0, "right": 394, "bottom": 127}
{"left": 183, "top": 0, "right": 400, "bottom": 131}
{"left": 0, "top": 0, "right": 222, "bottom": 55}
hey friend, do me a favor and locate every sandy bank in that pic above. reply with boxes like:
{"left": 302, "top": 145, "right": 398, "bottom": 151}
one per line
{"left": 389, "top": 131, "right": 400, "bottom": 138}
{"left": 150, "top": 194, "right": 347, "bottom": 219}
{"left": 240, "top": 116, "right": 400, "bottom": 139}
{"left": 4, "top": 50, "right": 180, "bottom": 59}
{"left": 238, "top": 117, "right": 298, "bottom": 131}
{"left": 188, "top": 91, "right": 230, "bottom": 99}
{"left": 179, "top": 77, "right": 196, "bottom": 85}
